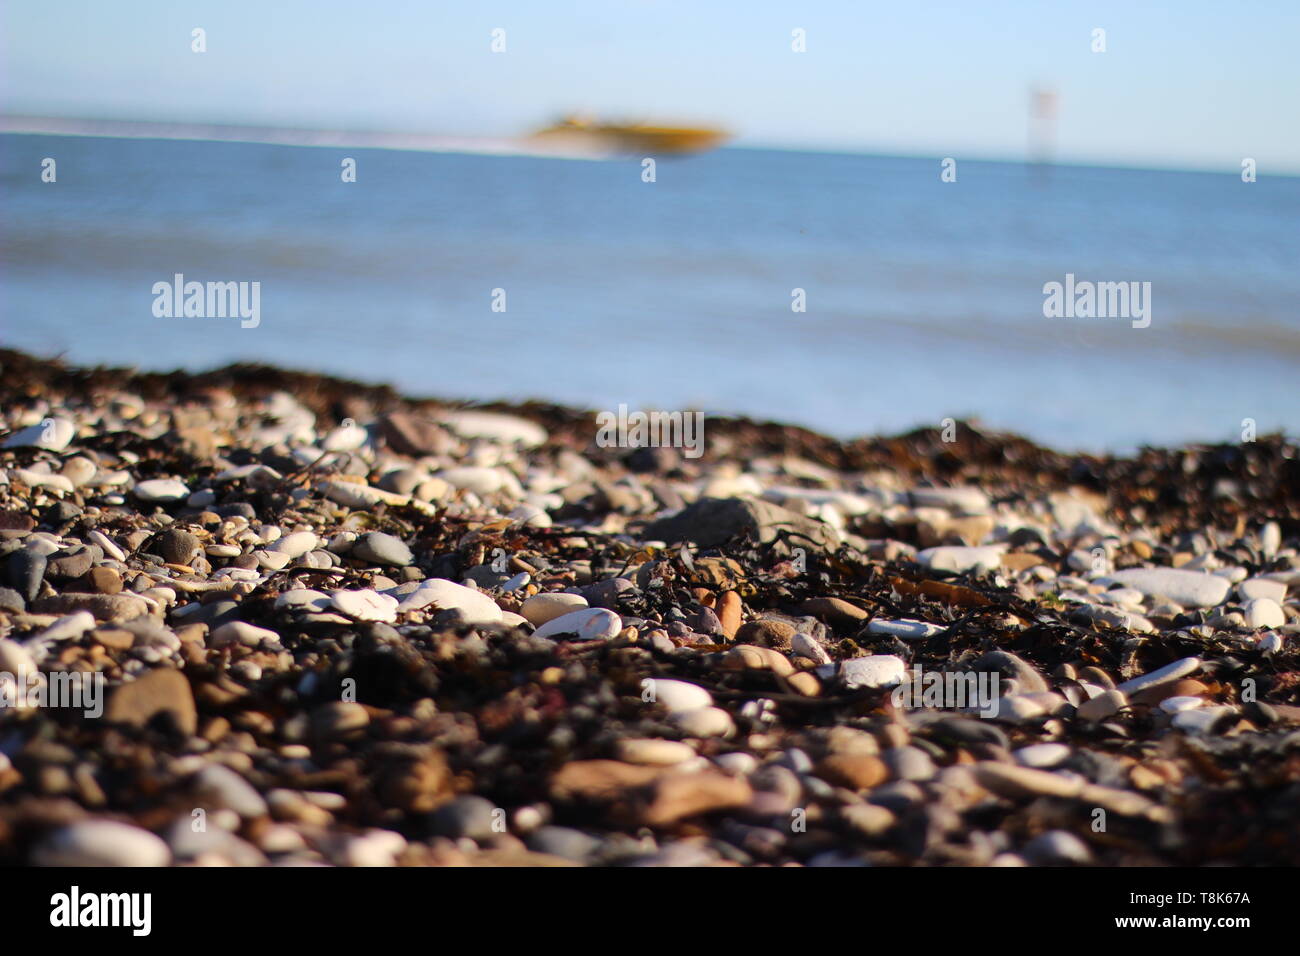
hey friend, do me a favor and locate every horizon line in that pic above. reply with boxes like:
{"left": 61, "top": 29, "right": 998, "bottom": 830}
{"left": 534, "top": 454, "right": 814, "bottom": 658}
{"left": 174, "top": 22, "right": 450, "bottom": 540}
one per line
{"left": 3, "top": 113, "right": 1297, "bottom": 180}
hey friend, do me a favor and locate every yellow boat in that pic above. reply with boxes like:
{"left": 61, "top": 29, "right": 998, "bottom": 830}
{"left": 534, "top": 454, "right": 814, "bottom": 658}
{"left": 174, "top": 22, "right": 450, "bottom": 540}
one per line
{"left": 530, "top": 115, "right": 729, "bottom": 156}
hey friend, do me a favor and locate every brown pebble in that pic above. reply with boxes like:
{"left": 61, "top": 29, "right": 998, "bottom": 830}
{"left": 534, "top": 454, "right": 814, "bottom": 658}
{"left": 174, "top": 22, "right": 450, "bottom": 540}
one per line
{"left": 86, "top": 566, "right": 123, "bottom": 594}
{"left": 550, "top": 760, "right": 666, "bottom": 802}
{"left": 717, "top": 591, "right": 742, "bottom": 639}
{"left": 92, "top": 628, "right": 135, "bottom": 651}
{"left": 816, "top": 754, "right": 889, "bottom": 790}
{"left": 735, "top": 619, "right": 795, "bottom": 650}
{"left": 105, "top": 668, "right": 197, "bottom": 735}
{"left": 690, "top": 588, "right": 715, "bottom": 607}
{"left": 999, "top": 553, "right": 1043, "bottom": 572}
{"left": 784, "top": 672, "right": 821, "bottom": 697}
{"left": 1131, "top": 679, "right": 1208, "bottom": 706}
{"left": 722, "top": 644, "right": 794, "bottom": 677}
{"left": 801, "top": 597, "right": 869, "bottom": 629}
{"left": 628, "top": 770, "right": 753, "bottom": 826}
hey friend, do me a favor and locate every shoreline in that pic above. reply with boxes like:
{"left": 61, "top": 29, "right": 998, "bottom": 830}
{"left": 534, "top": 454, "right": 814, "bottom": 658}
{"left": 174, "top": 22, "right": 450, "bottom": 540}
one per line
{"left": 1, "top": 348, "right": 1298, "bottom": 866}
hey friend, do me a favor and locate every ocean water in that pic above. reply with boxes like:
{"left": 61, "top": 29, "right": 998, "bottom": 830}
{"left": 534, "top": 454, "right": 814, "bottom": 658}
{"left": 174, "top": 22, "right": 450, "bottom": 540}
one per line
{"left": 2, "top": 132, "right": 1297, "bottom": 452}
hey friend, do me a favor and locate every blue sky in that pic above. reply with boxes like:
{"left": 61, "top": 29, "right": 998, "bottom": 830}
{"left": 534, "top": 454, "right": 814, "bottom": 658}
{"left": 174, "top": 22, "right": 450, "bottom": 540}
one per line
{"left": 3, "top": 0, "right": 1297, "bottom": 172}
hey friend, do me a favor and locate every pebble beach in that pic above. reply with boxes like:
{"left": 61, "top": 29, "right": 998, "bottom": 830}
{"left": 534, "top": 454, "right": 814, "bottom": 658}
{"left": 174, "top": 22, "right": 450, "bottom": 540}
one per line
{"left": 1, "top": 348, "right": 1298, "bottom": 868}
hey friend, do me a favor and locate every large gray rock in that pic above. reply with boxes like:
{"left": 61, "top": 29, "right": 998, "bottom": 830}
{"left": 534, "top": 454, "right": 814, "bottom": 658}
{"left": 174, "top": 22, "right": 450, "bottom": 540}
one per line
{"left": 642, "top": 497, "right": 838, "bottom": 554}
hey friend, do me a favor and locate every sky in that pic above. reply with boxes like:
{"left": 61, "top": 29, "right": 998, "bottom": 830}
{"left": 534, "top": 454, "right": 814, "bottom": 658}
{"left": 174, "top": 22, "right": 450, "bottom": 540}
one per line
{"left": 3, "top": 0, "right": 1298, "bottom": 173}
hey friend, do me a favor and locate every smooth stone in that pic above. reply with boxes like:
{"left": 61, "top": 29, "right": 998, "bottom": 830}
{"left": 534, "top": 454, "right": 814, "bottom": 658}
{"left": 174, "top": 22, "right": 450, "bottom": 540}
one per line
{"left": 45, "top": 545, "right": 94, "bottom": 579}
{"left": 508, "top": 504, "right": 551, "bottom": 528}
{"left": 714, "top": 752, "right": 758, "bottom": 776}
{"left": 379, "top": 411, "right": 453, "bottom": 456}
{"left": 532, "top": 607, "right": 621, "bottom": 641}
{"left": 908, "top": 486, "right": 990, "bottom": 515}
{"left": 526, "top": 826, "right": 603, "bottom": 863}
{"left": 321, "top": 421, "right": 368, "bottom": 451}
{"left": 87, "top": 566, "right": 123, "bottom": 594}
{"left": 1261, "top": 521, "right": 1281, "bottom": 559}
{"left": 1023, "top": 830, "right": 1092, "bottom": 865}
{"left": 816, "top": 754, "right": 889, "bottom": 790}
{"left": 1106, "top": 568, "right": 1230, "bottom": 608}
{"left": 60, "top": 456, "right": 97, "bottom": 487}
{"left": 668, "top": 706, "right": 734, "bottom": 738}
{"left": 271, "top": 531, "right": 319, "bottom": 558}
{"left": 211, "top": 621, "right": 279, "bottom": 648}
{"left": 520, "top": 592, "right": 588, "bottom": 626}
{"left": 736, "top": 619, "right": 796, "bottom": 649}
{"left": 105, "top": 668, "right": 197, "bottom": 734}
{"left": 0, "top": 638, "right": 38, "bottom": 682}
{"left": 7, "top": 548, "right": 46, "bottom": 603}
{"left": 723, "top": 644, "right": 795, "bottom": 677}
{"left": 984, "top": 695, "right": 1048, "bottom": 722}
{"left": 867, "top": 618, "right": 944, "bottom": 640}
{"left": 917, "top": 545, "right": 1005, "bottom": 574}
{"left": 884, "top": 745, "right": 936, "bottom": 781}
{"left": 275, "top": 589, "right": 332, "bottom": 613}
{"left": 133, "top": 478, "right": 191, "bottom": 503}
{"left": 973, "top": 762, "right": 1084, "bottom": 799}
{"left": 32, "top": 820, "right": 171, "bottom": 867}
{"left": 1014, "top": 743, "right": 1071, "bottom": 768}
{"left": 430, "top": 795, "right": 500, "bottom": 841}
{"left": 439, "top": 410, "right": 547, "bottom": 447}
{"left": 973, "top": 650, "right": 1049, "bottom": 694}
{"left": 1159, "top": 696, "right": 1204, "bottom": 714}
{"left": 3, "top": 417, "right": 75, "bottom": 451}
{"left": 396, "top": 579, "right": 502, "bottom": 624}
{"left": 154, "top": 528, "right": 199, "bottom": 565}
{"left": 644, "top": 678, "right": 713, "bottom": 713}
{"left": 316, "top": 479, "right": 422, "bottom": 511}
{"left": 33, "top": 610, "right": 95, "bottom": 643}
{"left": 1075, "top": 604, "right": 1156, "bottom": 634}
{"left": 501, "top": 572, "right": 530, "bottom": 592}
{"left": 435, "top": 466, "right": 514, "bottom": 497}
{"left": 1115, "top": 657, "right": 1201, "bottom": 695}
{"left": 1100, "top": 586, "right": 1146, "bottom": 608}
{"left": 312, "top": 701, "right": 370, "bottom": 736}
{"left": 616, "top": 738, "right": 697, "bottom": 766}
{"left": 1172, "top": 705, "right": 1236, "bottom": 734}
{"left": 579, "top": 577, "right": 637, "bottom": 610}
{"left": 1239, "top": 577, "right": 1286, "bottom": 603}
{"left": 330, "top": 589, "right": 399, "bottom": 623}
{"left": 801, "top": 596, "right": 868, "bottom": 627}
{"left": 840, "top": 655, "right": 907, "bottom": 690}
{"left": 32, "top": 592, "right": 149, "bottom": 623}
{"left": 642, "top": 496, "right": 839, "bottom": 555}
{"left": 0, "top": 510, "right": 34, "bottom": 539}
{"left": 166, "top": 819, "right": 267, "bottom": 866}
{"left": 351, "top": 531, "right": 413, "bottom": 567}
{"left": 87, "top": 530, "right": 127, "bottom": 562}
{"left": 1077, "top": 688, "right": 1128, "bottom": 722}
{"left": 193, "top": 764, "right": 268, "bottom": 818}
{"left": 13, "top": 469, "right": 74, "bottom": 493}
{"left": 1244, "top": 597, "right": 1285, "bottom": 629}
{"left": 791, "top": 632, "right": 832, "bottom": 665}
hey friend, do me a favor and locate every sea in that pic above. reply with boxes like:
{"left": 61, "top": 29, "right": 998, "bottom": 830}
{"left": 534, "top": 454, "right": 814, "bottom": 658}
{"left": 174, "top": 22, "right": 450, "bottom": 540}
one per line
{"left": 2, "top": 128, "right": 1297, "bottom": 453}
